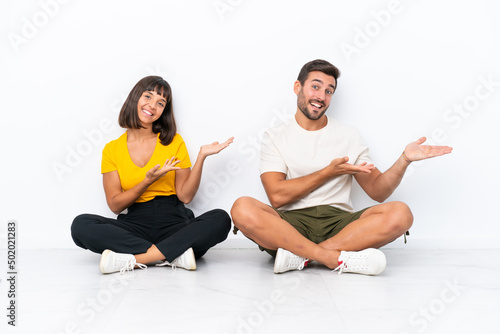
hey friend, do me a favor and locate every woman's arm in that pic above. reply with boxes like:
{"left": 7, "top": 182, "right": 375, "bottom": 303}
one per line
{"left": 175, "top": 137, "right": 234, "bottom": 204}
{"left": 103, "top": 157, "right": 181, "bottom": 214}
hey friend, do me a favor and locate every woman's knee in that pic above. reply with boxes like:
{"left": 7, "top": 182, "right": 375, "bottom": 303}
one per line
{"left": 71, "top": 213, "right": 110, "bottom": 242}
{"left": 71, "top": 214, "right": 92, "bottom": 237}
{"left": 70, "top": 214, "right": 96, "bottom": 247}
{"left": 214, "top": 208, "right": 232, "bottom": 228}
{"left": 202, "top": 208, "right": 231, "bottom": 232}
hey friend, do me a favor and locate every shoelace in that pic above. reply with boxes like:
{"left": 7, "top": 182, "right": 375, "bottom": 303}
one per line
{"left": 155, "top": 260, "right": 177, "bottom": 271}
{"left": 333, "top": 254, "right": 367, "bottom": 275}
{"left": 118, "top": 257, "right": 146, "bottom": 275}
{"left": 333, "top": 261, "right": 347, "bottom": 275}
{"left": 287, "top": 255, "right": 307, "bottom": 270}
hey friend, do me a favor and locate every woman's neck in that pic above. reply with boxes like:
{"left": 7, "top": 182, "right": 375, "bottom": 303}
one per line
{"left": 127, "top": 127, "right": 157, "bottom": 142}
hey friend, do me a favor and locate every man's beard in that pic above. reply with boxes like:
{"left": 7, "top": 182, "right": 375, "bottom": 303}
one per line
{"left": 297, "top": 90, "right": 327, "bottom": 120}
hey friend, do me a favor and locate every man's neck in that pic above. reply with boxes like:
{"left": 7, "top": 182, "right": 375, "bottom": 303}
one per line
{"left": 294, "top": 111, "right": 328, "bottom": 131}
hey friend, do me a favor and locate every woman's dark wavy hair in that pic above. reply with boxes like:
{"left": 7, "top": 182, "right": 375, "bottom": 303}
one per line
{"left": 118, "top": 76, "right": 176, "bottom": 146}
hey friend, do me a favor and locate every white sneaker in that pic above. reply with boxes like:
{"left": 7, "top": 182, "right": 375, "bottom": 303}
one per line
{"left": 334, "top": 248, "right": 386, "bottom": 275}
{"left": 156, "top": 248, "right": 196, "bottom": 271}
{"left": 99, "top": 249, "right": 147, "bottom": 274}
{"left": 274, "top": 248, "right": 309, "bottom": 274}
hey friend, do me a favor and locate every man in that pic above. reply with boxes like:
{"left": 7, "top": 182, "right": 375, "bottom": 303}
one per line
{"left": 231, "top": 59, "right": 452, "bottom": 275}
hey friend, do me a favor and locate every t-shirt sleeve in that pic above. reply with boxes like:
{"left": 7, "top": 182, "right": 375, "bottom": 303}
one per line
{"left": 101, "top": 142, "right": 117, "bottom": 174}
{"left": 175, "top": 135, "right": 192, "bottom": 169}
{"left": 259, "top": 130, "right": 287, "bottom": 175}
{"left": 354, "top": 132, "right": 373, "bottom": 165}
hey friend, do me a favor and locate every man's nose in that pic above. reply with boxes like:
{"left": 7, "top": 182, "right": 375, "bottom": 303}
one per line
{"left": 315, "top": 91, "right": 325, "bottom": 102}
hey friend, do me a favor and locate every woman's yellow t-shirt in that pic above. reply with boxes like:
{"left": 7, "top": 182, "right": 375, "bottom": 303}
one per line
{"left": 101, "top": 132, "right": 192, "bottom": 203}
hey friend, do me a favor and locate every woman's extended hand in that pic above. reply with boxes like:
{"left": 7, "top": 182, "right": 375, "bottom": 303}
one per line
{"left": 145, "top": 156, "right": 181, "bottom": 184}
{"left": 199, "top": 137, "right": 234, "bottom": 158}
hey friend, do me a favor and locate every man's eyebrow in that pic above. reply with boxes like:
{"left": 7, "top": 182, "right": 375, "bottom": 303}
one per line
{"left": 312, "top": 78, "right": 336, "bottom": 89}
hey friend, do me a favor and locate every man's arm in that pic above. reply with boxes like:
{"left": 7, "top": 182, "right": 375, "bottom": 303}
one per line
{"left": 354, "top": 137, "right": 453, "bottom": 202}
{"left": 261, "top": 157, "right": 375, "bottom": 208}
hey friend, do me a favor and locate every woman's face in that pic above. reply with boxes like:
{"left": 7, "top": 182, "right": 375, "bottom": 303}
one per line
{"left": 136, "top": 90, "right": 167, "bottom": 127}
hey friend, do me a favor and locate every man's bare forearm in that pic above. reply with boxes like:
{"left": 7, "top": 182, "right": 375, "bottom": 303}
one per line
{"left": 263, "top": 157, "right": 375, "bottom": 208}
{"left": 262, "top": 168, "right": 334, "bottom": 208}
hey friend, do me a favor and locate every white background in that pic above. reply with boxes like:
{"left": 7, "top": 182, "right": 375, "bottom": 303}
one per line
{"left": 1, "top": 0, "right": 499, "bottom": 249}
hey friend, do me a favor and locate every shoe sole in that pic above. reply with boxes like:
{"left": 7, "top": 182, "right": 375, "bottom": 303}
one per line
{"left": 185, "top": 248, "right": 196, "bottom": 270}
{"left": 273, "top": 248, "right": 285, "bottom": 274}
{"left": 99, "top": 249, "right": 112, "bottom": 274}
{"left": 371, "top": 250, "right": 387, "bottom": 275}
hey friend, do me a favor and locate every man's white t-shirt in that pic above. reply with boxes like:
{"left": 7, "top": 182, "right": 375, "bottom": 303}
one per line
{"left": 260, "top": 116, "right": 372, "bottom": 212}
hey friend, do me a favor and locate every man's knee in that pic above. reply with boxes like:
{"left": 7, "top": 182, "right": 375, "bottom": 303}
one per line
{"left": 231, "top": 197, "right": 264, "bottom": 230}
{"left": 231, "top": 197, "right": 254, "bottom": 221}
{"left": 386, "top": 201, "right": 413, "bottom": 233}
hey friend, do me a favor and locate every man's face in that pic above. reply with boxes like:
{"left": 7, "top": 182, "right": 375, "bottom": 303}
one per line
{"left": 295, "top": 71, "right": 336, "bottom": 121}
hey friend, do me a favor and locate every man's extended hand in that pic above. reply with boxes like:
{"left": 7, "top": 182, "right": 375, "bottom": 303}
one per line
{"left": 328, "top": 156, "right": 375, "bottom": 176}
{"left": 404, "top": 137, "right": 453, "bottom": 162}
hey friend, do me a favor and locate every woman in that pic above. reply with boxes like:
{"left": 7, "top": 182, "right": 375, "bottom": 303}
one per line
{"left": 71, "top": 76, "right": 233, "bottom": 274}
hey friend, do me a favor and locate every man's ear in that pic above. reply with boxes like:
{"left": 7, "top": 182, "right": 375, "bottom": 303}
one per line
{"left": 293, "top": 80, "right": 302, "bottom": 95}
